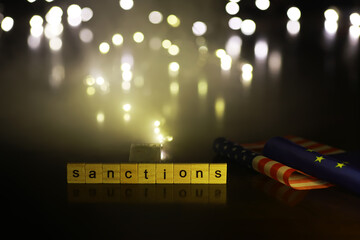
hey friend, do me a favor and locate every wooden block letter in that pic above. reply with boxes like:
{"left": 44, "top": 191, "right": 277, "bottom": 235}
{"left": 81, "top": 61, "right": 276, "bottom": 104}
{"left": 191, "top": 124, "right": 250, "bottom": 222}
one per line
{"left": 173, "top": 164, "right": 191, "bottom": 184}
{"left": 209, "top": 163, "right": 227, "bottom": 184}
{"left": 120, "top": 163, "right": 138, "bottom": 184}
{"left": 191, "top": 164, "right": 209, "bottom": 184}
{"left": 156, "top": 163, "right": 174, "bottom": 184}
{"left": 102, "top": 164, "right": 120, "bottom": 184}
{"left": 85, "top": 164, "right": 103, "bottom": 184}
{"left": 67, "top": 163, "right": 85, "bottom": 183}
{"left": 138, "top": 164, "right": 156, "bottom": 184}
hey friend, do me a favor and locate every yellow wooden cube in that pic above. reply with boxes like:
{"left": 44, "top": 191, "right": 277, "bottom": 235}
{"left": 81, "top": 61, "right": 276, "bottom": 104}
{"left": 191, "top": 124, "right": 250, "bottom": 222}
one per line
{"left": 209, "top": 163, "right": 227, "bottom": 184}
{"left": 156, "top": 163, "right": 174, "bottom": 184}
{"left": 173, "top": 164, "right": 191, "bottom": 184}
{"left": 67, "top": 163, "right": 86, "bottom": 183}
{"left": 138, "top": 164, "right": 156, "bottom": 184}
{"left": 85, "top": 164, "right": 103, "bottom": 184}
{"left": 102, "top": 164, "right": 121, "bottom": 184}
{"left": 120, "top": 163, "right": 138, "bottom": 184}
{"left": 191, "top": 164, "right": 209, "bottom": 184}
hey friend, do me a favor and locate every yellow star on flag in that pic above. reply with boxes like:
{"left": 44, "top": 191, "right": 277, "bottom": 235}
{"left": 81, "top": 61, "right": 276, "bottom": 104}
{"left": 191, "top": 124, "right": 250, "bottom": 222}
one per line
{"left": 335, "top": 163, "right": 346, "bottom": 168}
{"left": 315, "top": 156, "right": 325, "bottom": 163}
{"left": 306, "top": 149, "right": 314, "bottom": 152}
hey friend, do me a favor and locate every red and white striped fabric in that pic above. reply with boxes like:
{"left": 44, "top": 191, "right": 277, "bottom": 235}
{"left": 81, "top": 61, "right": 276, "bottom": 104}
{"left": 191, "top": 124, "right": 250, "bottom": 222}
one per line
{"left": 243, "top": 136, "right": 344, "bottom": 190}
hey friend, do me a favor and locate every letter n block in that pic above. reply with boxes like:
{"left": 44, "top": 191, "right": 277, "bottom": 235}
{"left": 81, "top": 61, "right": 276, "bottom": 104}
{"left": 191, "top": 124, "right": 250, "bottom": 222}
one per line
{"left": 67, "top": 163, "right": 85, "bottom": 183}
{"left": 102, "top": 164, "right": 120, "bottom": 184}
{"left": 85, "top": 164, "right": 103, "bottom": 184}
{"left": 209, "top": 163, "right": 227, "bottom": 184}
{"left": 191, "top": 164, "right": 209, "bottom": 184}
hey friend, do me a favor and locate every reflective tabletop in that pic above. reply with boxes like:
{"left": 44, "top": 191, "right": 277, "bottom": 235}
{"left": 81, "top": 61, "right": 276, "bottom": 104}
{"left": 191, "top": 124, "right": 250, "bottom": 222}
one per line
{"left": 1, "top": 0, "right": 360, "bottom": 239}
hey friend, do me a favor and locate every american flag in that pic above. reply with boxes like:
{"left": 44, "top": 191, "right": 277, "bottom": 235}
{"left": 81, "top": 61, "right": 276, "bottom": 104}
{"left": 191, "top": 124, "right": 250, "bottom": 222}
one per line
{"left": 213, "top": 136, "right": 351, "bottom": 191}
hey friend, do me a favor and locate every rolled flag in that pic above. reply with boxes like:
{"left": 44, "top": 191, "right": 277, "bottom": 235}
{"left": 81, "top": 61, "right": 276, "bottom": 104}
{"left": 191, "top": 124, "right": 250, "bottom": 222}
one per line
{"left": 213, "top": 137, "right": 332, "bottom": 190}
{"left": 263, "top": 137, "right": 360, "bottom": 194}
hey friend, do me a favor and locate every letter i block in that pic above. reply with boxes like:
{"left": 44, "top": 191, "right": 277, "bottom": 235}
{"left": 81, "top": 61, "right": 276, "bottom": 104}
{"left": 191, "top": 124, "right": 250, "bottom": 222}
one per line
{"left": 138, "top": 164, "right": 156, "bottom": 184}
{"left": 156, "top": 163, "right": 174, "bottom": 184}
{"left": 67, "top": 163, "right": 85, "bottom": 183}
{"left": 120, "top": 164, "right": 138, "bottom": 184}
{"left": 191, "top": 164, "right": 209, "bottom": 184}
{"left": 173, "top": 164, "right": 191, "bottom": 184}
{"left": 85, "top": 164, "right": 103, "bottom": 184}
{"left": 209, "top": 163, "right": 227, "bottom": 184}
{"left": 102, "top": 164, "right": 120, "bottom": 184}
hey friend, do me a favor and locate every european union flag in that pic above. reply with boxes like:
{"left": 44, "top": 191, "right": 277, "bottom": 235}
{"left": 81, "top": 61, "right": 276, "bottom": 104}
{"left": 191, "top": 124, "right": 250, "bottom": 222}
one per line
{"left": 263, "top": 137, "right": 360, "bottom": 195}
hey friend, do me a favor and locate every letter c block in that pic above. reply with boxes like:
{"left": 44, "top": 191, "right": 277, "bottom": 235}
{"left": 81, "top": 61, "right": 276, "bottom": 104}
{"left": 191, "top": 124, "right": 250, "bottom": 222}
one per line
{"left": 120, "top": 164, "right": 138, "bottom": 184}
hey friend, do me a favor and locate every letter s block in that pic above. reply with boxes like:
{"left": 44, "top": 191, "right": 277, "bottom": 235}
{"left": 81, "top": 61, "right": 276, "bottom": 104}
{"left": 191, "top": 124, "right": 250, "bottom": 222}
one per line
{"left": 67, "top": 163, "right": 85, "bottom": 183}
{"left": 209, "top": 163, "right": 227, "bottom": 184}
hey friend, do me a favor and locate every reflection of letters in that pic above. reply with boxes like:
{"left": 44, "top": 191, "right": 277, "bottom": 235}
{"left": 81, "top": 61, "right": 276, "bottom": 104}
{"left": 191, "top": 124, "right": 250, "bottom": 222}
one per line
{"left": 67, "top": 184, "right": 226, "bottom": 204}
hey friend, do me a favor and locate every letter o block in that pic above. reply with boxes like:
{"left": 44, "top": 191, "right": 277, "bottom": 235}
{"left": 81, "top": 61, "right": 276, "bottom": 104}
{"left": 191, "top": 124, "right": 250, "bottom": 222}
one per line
{"left": 173, "top": 164, "right": 191, "bottom": 184}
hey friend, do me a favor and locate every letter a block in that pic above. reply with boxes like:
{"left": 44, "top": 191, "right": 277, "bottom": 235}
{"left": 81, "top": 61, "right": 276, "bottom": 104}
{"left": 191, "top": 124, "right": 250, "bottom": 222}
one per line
{"left": 85, "top": 164, "right": 103, "bottom": 184}
{"left": 209, "top": 163, "right": 227, "bottom": 184}
{"left": 138, "top": 164, "right": 156, "bottom": 184}
{"left": 120, "top": 164, "right": 138, "bottom": 184}
{"left": 67, "top": 163, "right": 86, "bottom": 183}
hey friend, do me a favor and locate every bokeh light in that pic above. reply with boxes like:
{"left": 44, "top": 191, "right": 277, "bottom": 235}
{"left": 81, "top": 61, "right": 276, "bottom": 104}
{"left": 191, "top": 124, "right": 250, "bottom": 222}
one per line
{"left": 112, "top": 33, "right": 124, "bottom": 46}
{"left": 119, "top": 0, "right": 134, "bottom": 10}
{"left": 287, "top": 7, "right": 301, "bottom": 21}
{"left": 350, "top": 13, "right": 360, "bottom": 26}
{"left": 241, "top": 19, "right": 256, "bottom": 36}
{"left": 79, "top": 28, "right": 93, "bottom": 43}
{"left": 149, "top": 11, "right": 163, "bottom": 24}
{"left": 168, "top": 44, "right": 180, "bottom": 55}
{"left": 167, "top": 15, "right": 181, "bottom": 27}
{"left": 324, "top": 8, "right": 339, "bottom": 22}
{"left": 81, "top": 7, "right": 93, "bottom": 22}
{"left": 162, "top": 39, "right": 172, "bottom": 49}
{"left": 49, "top": 37, "right": 62, "bottom": 51}
{"left": 99, "top": 42, "right": 110, "bottom": 54}
{"left": 287, "top": 20, "right": 300, "bottom": 35}
{"left": 254, "top": 39, "right": 269, "bottom": 60}
{"left": 133, "top": 32, "right": 144, "bottom": 43}
{"left": 228, "top": 17, "right": 242, "bottom": 30}
{"left": 192, "top": 21, "right": 207, "bottom": 36}
{"left": 1, "top": 16, "right": 14, "bottom": 32}
{"left": 255, "top": 0, "right": 270, "bottom": 11}
{"left": 225, "top": 2, "right": 240, "bottom": 15}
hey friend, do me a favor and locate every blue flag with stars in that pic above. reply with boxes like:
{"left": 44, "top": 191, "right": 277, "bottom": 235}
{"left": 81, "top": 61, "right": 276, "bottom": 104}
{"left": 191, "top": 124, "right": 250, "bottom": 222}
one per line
{"left": 263, "top": 137, "right": 360, "bottom": 195}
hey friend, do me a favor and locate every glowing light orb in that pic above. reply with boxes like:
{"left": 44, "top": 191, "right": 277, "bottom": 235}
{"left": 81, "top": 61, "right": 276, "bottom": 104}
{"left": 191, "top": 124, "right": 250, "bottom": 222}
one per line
{"left": 225, "top": 2, "right": 240, "bottom": 15}
{"left": 168, "top": 44, "right": 180, "bottom": 55}
{"left": 149, "top": 11, "right": 163, "bottom": 24}
{"left": 287, "top": 7, "right": 301, "bottom": 21}
{"left": 228, "top": 17, "right": 242, "bottom": 30}
{"left": 99, "top": 42, "right": 110, "bottom": 54}
{"left": 29, "top": 15, "right": 43, "bottom": 28}
{"left": 1, "top": 17, "right": 14, "bottom": 32}
{"left": 167, "top": 15, "right": 180, "bottom": 27}
{"left": 254, "top": 39, "right": 268, "bottom": 60}
{"left": 162, "top": 39, "right": 172, "bottom": 49}
{"left": 119, "top": 0, "right": 134, "bottom": 10}
{"left": 192, "top": 21, "right": 207, "bottom": 36}
{"left": 122, "top": 104, "right": 132, "bottom": 112}
{"left": 324, "top": 8, "right": 339, "bottom": 22}
{"left": 79, "top": 28, "right": 93, "bottom": 43}
{"left": 241, "top": 19, "right": 256, "bottom": 36}
{"left": 112, "top": 33, "right": 124, "bottom": 46}
{"left": 287, "top": 20, "right": 300, "bottom": 35}
{"left": 133, "top": 32, "right": 144, "bottom": 43}
{"left": 81, "top": 7, "right": 93, "bottom": 22}
{"left": 255, "top": 0, "right": 270, "bottom": 11}
{"left": 49, "top": 37, "right": 62, "bottom": 51}
{"left": 350, "top": 13, "right": 360, "bottom": 26}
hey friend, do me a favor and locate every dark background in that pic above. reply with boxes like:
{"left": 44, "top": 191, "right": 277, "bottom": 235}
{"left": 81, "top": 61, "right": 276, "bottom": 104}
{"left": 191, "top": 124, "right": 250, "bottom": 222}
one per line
{"left": 1, "top": 0, "right": 360, "bottom": 239}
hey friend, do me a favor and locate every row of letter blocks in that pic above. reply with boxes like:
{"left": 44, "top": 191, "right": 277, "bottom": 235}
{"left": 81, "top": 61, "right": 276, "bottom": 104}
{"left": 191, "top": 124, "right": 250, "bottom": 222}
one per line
{"left": 67, "top": 163, "right": 227, "bottom": 184}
